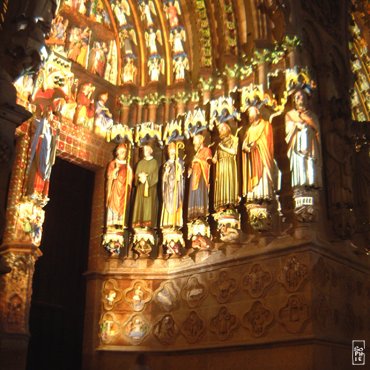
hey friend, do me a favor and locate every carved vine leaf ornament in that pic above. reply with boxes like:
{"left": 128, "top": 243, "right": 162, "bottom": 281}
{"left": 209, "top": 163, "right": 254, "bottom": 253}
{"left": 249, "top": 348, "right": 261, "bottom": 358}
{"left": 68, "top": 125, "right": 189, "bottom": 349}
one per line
{"left": 278, "top": 255, "right": 308, "bottom": 292}
{"left": 242, "top": 264, "right": 273, "bottom": 298}
{"left": 123, "top": 280, "right": 152, "bottom": 312}
{"left": 123, "top": 313, "right": 150, "bottom": 345}
{"left": 278, "top": 295, "right": 310, "bottom": 334}
{"left": 243, "top": 301, "right": 274, "bottom": 338}
{"left": 153, "top": 280, "right": 180, "bottom": 312}
{"left": 210, "top": 270, "right": 238, "bottom": 304}
{"left": 102, "top": 279, "right": 122, "bottom": 311}
{"left": 209, "top": 306, "right": 239, "bottom": 341}
{"left": 181, "top": 275, "right": 207, "bottom": 308}
{"left": 153, "top": 314, "right": 179, "bottom": 344}
{"left": 181, "top": 311, "right": 206, "bottom": 344}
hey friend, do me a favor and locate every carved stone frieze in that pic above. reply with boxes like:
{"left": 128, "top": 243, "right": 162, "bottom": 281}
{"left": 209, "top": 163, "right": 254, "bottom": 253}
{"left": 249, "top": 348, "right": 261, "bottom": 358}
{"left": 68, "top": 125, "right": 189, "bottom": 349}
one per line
{"left": 123, "top": 280, "right": 152, "bottom": 312}
{"left": 181, "top": 275, "right": 207, "bottom": 308}
{"left": 153, "top": 314, "right": 179, "bottom": 345}
{"left": 209, "top": 306, "right": 238, "bottom": 341}
{"left": 278, "top": 255, "right": 308, "bottom": 292}
{"left": 153, "top": 281, "right": 180, "bottom": 312}
{"left": 278, "top": 295, "right": 310, "bottom": 334}
{"left": 242, "top": 264, "right": 273, "bottom": 298}
{"left": 99, "top": 312, "right": 120, "bottom": 344}
{"left": 210, "top": 270, "right": 238, "bottom": 304}
{"left": 102, "top": 279, "right": 122, "bottom": 311}
{"left": 181, "top": 311, "right": 206, "bottom": 344}
{"left": 243, "top": 301, "right": 274, "bottom": 338}
{"left": 123, "top": 314, "right": 150, "bottom": 345}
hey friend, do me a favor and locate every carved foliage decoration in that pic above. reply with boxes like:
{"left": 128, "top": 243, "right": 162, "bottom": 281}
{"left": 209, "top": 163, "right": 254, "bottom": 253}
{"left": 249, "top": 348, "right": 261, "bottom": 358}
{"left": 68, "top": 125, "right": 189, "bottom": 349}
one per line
{"left": 242, "top": 264, "right": 273, "bottom": 298}
{"left": 153, "top": 280, "right": 180, "bottom": 312}
{"left": 278, "top": 295, "right": 310, "bottom": 334}
{"left": 278, "top": 255, "right": 308, "bottom": 292}
{"left": 181, "top": 275, "right": 207, "bottom": 308}
{"left": 102, "top": 279, "right": 122, "bottom": 311}
{"left": 1, "top": 252, "right": 36, "bottom": 333}
{"left": 243, "top": 301, "right": 274, "bottom": 338}
{"left": 123, "top": 280, "right": 152, "bottom": 312}
{"left": 153, "top": 314, "right": 179, "bottom": 344}
{"left": 99, "top": 312, "right": 120, "bottom": 344}
{"left": 123, "top": 314, "right": 150, "bottom": 344}
{"left": 209, "top": 306, "right": 238, "bottom": 341}
{"left": 181, "top": 311, "right": 206, "bottom": 344}
{"left": 210, "top": 270, "right": 238, "bottom": 304}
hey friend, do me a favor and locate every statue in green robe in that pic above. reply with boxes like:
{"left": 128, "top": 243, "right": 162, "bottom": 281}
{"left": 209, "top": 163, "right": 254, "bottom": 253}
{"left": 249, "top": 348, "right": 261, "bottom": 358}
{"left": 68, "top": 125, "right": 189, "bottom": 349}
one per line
{"left": 132, "top": 145, "right": 159, "bottom": 228}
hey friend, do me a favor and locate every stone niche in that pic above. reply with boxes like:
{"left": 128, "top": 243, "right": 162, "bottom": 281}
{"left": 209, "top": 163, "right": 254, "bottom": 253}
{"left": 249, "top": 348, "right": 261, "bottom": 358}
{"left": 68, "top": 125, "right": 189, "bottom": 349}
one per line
{"left": 83, "top": 236, "right": 370, "bottom": 370}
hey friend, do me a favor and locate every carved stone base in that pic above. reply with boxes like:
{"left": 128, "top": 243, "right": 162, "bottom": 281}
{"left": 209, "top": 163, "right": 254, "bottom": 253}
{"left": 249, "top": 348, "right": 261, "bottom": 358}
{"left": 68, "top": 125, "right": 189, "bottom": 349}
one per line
{"left": 102, "top": 231, "right": 125, "bottom": 257}
{"left": 293, "top": 188, "right": 319, "bottom": 223}
{"left": 246, "top": 203, "right": 273, "bottom": 232}
{"left": 213, "top": 209, "right": 240, "bottom": 242}
{"left": 187, "top": 219, "right": 214, "bottom": 251}
{"left": 132, "top": 229, "right": 155, "bottom": 258}
{"left": 162, "top": 229, "right": 184, "bottom": 258}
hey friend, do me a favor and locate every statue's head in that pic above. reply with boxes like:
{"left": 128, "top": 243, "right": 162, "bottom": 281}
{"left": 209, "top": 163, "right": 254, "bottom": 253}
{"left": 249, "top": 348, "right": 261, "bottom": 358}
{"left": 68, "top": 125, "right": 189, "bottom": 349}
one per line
{"left": 143, "top": 144, "right": 154, "bottom": 158}
{"left": 218, "top": 123, "right": 231, "bottom": 139}
{"left": 168, "top": 142, "right": 177, "bottom": 159}
{"left": 116, "top": 143, "right": 128, "bottom": 160}
{"left": 247, "top": 106, "right": 260, "bottom": 123}
{"left": 293, "top": 90, "right": 308, "bottom": 111}
{"left": 193, "top": 134, "right": 204, "bottom": 150}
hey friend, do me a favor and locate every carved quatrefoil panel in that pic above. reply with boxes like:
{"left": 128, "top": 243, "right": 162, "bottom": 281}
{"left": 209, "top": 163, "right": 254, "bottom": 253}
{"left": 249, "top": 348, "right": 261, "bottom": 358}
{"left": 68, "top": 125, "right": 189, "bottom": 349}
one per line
{"left": 278, "top": 294, "right": 310, "bottom": 334}
{"left": 181, "top": 311, "right": 206, "bottom": 344}
{"left": 102, "top": 279, "right": 123, "bottom": 311}
{"left": 153, "top": 280, "right": 180, "bottom": 312}
{"left": 243, "top": 300, "right": 274, "bottom": 338}
{"left": 278, "top": 255, "right": 308, "bottom": 292}
{"left": 153, "top": 314, "right": 179, "bottom": 345}
{"left": 123, "top": 313, "right": 150, "bottom": 345}
{"left": 210, "top": 270, "right": 238, "bottom": 304}
{"left": 99, "top": 312, "right": 120, "bottom": 344}
{"left": 181, "top": 275, "right": 207, "bottom": 308}
{"left": 242, "top": 264, "right": 273, "bottom": 298}
{"left": 209, "top": 306, "right": 239, "bottom": 341}
{"left": 123, "top": 280, "right": 152, "bottom": 312}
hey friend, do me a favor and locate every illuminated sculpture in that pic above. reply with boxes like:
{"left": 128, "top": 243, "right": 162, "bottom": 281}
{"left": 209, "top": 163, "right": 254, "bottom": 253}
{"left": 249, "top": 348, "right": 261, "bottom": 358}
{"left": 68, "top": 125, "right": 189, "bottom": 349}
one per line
{"left": 74, "top": 82, "right": 95, "bottom": 129}
{"left": 148, "top": 56, "right": 164, "bottom": 82}
{"left": 185, "top": 109, "right": 213, "bottom": 251}
{"left": 103, "top": 136, "right": 133, "bottom": 256}
{"left": 94, "top": 92, "right": 114, "bottom": 138}
{"left": 132, "top": 123, "right": 161, "bottom": 258}
{"left": 241, "top": 84, "right": 280, "bottom": 231}
{"left": 26, "top": 110, "right": 59, "bottom": 204}
{"left": 122, "top": 56, "right": 138, "bottom": 84}
{"left": 284, "top": 68, "right": 322, "bottom": 222}
{"left": 210, "top": 97, "right": 240, "bottom": 241}
{"left": 164, "top": 0, "right": 181, "bottom": 28}
{"left": 173, "top": 54, "right": 189, "bottom": 82}
{"left": 161, "top": 119, "right": 185, "bottom": 258}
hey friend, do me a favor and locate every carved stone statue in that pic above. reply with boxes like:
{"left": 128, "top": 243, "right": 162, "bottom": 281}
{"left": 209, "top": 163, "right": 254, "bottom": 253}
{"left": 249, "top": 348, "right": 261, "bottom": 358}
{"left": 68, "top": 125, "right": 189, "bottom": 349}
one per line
{"left": 132, "top": 144, "right": 159, "bottom": 229}
{"left": 242, "top": 106, "right": 276, "bottom": 201}
{"left": 94, "top": 92, "right": 114, "bottom": 137}
{"left": 188, "top": 134, "right": 212, "bottom": 221}
{"left": 213, "top": 122, "right": 239, "bottom": 211}
{"left": 285, "top": 90, "right": 322, "bottom": 189}
{"left": 161, "top": 142, "right": 184, "bottom": 228}
{"left": 106, "top": 143, "right": 133, "bottom": 229}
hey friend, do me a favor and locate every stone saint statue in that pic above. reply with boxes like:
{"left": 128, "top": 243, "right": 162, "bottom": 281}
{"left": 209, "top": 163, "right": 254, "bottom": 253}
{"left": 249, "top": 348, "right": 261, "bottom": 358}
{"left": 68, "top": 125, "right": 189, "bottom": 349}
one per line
{"left": 188, "top": 134, "right": 212, "bottom": 220}
{"left": 242, "top": 106, "right": 275, "bottom": 201}
{"left": 213, "top": 122, "right": 239, "bottom": 211}
{"left": 106, "top": 143, "right": 133, "bottom": 229}
{"left": 161, "top": 142, "right": 184, "bottom": 228}
{"left": 95, "top": 92, "right": 114, "bottom": 137}
{"left": 132, "top": 144, "right": 159, "bottom": 228}
{"left": 285, "top": 90, "right": 322, "bottom": 188}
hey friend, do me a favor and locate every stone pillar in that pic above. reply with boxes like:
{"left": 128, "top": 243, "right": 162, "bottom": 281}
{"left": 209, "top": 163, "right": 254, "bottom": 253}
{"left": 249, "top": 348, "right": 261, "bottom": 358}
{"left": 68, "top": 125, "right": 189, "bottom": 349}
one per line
{"left": 148, "top": 104, "right": 158, "bottom": 123}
